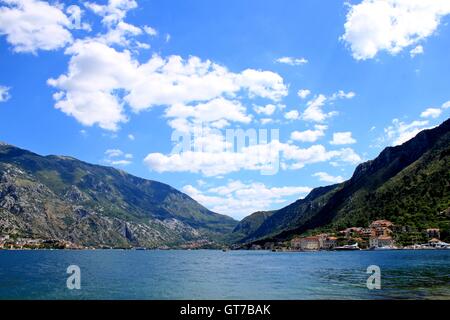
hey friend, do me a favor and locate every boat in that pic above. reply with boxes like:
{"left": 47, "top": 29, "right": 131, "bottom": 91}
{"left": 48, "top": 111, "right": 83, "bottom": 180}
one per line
{"left": 373, "top": 246, "right": 398, "bottom": 250}
{"left": 334, "top": 243, "right": 361, "bottom": 251}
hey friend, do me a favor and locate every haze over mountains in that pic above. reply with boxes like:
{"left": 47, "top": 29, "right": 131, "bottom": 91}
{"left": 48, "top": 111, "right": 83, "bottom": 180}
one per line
{"left": 0, "top": 118, "right": 449, "bottom": 248}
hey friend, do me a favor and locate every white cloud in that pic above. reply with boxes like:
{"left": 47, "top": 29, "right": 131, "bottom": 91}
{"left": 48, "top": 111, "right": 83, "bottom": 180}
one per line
{"left": 183, "top": 180, "right": 312, "bottom": 220}
{"left": 48, "top": 36, "right": 289, "bottom": 131}
{"left": 144, "top": 141, "right": 279, "bottom": 177}
{"left": 144, "top": 139, "right": 362, "bottom": 177}
{"left": 0, "top": 85, "right": 10, "bottom": 102}
{"left": 302, "top": 90, "right": 354, "bottom": 123}
{"left": 302, "top": 94, "right": 333, "bottom": 122}
{"left": 442, "top": 101, "right": 450, "bottom": 109}
{"left": 85, "top": 0, "right": 137, "bottom": 27}
{"left": 253, "top": 104, "right": 276, "bottom": 116}
{"left": 284, "top": 110, "right": 300, "bottom": 120}
{"left": 49, "top": 1, "right": 288, "bottom": 134}
{"left": 342, "top": 0, "right": 450, "bottom": 60}
{"left": 297, "top": 89, "right": 311, "bottom": 99}
{"left": 104, "top": 148, "right": 132, "bottom": 166}
{"left": 290, "top": 125, "right": 327, "bottom": 143}
{"left": 84, "top": 0, "right": 143, "bottom": 48}
{"left": 334, "top": 148, "right": 362, "bottom": 165}
{"left": 0, "top": 0, "right": 74, "bottom": 53}
{"left": 128, "top": 134, "right": 135, "bottom": 140}
{"left": 330, "top": 90, "right": 356, "bottom": 100}
{"left": 313, "top": 172, "right": 345, "bottom": 184}
{"left": 165, "top": 98, "right": 252, "bottom": 131}
{"left": 105, "top": 149, "right": 124, "bottom": 158}
{"left": 330, "top": 132, "right": 357, "bottom": 145}
{"left": 420, "top": 107, "right": 442, "bottom": 119}
{"left": 107, "top": 159, "right": 131, "bottom": 166}
{"left": 47, "top": 40, "right": 133, "bottom": 131}
{"left": 384, "top": 118, "right": 430, "bottom": 146}
{"left": 379, "top": 100, "right": 449, "bottom": 147}
{"left": 275, "top": 56, "right": 308, "bottom": 66}
{"left": 238, "top": 69, "right": 288, "bottom": 101}
{"left": 410, "top": 45, "right": 424, "bottom": 57}
{"left": 97, "top": 20, "right": 142, "bottom": 46}
{"left": 260, "top": 118, "right": 273, "bottom": 125}
{"left": 143, "top": 25, "right": 157, "bottom": 36}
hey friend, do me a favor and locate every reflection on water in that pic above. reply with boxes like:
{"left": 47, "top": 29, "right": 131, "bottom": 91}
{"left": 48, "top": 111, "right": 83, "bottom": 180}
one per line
{"left": 0, "top": 250, "right": 449, "bottom": 299}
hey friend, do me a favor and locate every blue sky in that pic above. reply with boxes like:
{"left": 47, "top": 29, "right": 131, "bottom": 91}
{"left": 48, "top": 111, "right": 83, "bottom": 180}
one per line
{"left": 0, "top": 0, "right": 449, "bottom": 220}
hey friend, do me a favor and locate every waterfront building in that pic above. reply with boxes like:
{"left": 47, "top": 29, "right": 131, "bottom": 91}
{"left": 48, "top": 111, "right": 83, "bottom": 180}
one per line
{"left": 299, "top": 237, "right": 321, "bottom": 250}
{"left": 370, "top": 235, "right": 394, "bottom": 248}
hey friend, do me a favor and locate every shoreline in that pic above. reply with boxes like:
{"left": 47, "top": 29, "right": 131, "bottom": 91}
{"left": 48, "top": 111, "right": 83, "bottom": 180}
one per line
{"left": 1, "top": 247, "right": 450, "bottom": 252}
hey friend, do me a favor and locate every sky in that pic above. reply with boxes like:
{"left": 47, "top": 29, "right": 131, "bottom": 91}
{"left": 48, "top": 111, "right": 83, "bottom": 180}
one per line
{"left": 0, "top": 0, "right": 450, "bottom": 220}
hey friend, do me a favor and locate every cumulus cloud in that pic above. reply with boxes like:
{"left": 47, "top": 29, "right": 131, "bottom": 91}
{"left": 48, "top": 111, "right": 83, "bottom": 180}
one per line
{"left": 290, "top": 125, "right": 327, "bottom": 143}
{"left": 144, "top": 139, "right": 361, "bottom": 177}
{"left": 297, "top": 89, "right": 311, "bottom": 99}
{"left": 313, "top": 172, "right": 345, "bottom": 184}
{"left": 284, "top": 110, "right": 300, "bottom": 120}
{"left": 48, "top": 41, "right": 287, "bottom": 131}
{"left": 97, "top": 20, "right": 143, "bottom": 46}
{"left": 330, "top": 132, "right": 357, "bottom": 145}
{"left": 301, "top": 94, "right": 336, "bottom": 122}
{"left": 85, "top": 0, "right": 137, "bottom": 27}
{"left": 410, "top": 45, "right": 424, "bottom": 58}
{"left": 0, "top": 0, "right": 76, "bottom": 53}
{"left": 379, "top": 100, "right": 449, "bottom": 147}
{"left": 143, "top": 25, "right": 158, "bottom": 36}
{"left": 442, "top": 101, "right": 450, "bottom": 110}
{"left": 253, "top": 104, "right": 277, "bottom": 116}
{"left": 342, "top": 0, "right": 450, "bottom": 60}
{"left": 165, "top": 98, "right": 252, "bottom": 131}
{"left": 420, "top": 107, "right": 442, "bottom": 119}
{"left": 183, "top": 180, "right": 312, "bottom": 220}
{"left": 275, "top": 56, "right": 308, "bottom": 66}
{"left": 419, "top": 100, "right": 449, "bottom": 120}
{"left": 47, "top": 40, "right": 133, "bottom": 131}
{"left": 302, "top": 90, "right": 355, "bottom": 123}
{"left": 384, "top": 119, "right": 430, "bottom": 146}
{"left": 0, "top": 85, "right": 10, "bottom": 102}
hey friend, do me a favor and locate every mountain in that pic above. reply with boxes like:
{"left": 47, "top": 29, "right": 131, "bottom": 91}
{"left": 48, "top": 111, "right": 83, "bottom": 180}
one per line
{"left": 232, "top": 118, "right": 450, "bottom": 244}
{"left": 0, "top": 143, "right": 237, "bottom": 248}
{"left": 227, "top": 210, "right": 275, "bottom": 243}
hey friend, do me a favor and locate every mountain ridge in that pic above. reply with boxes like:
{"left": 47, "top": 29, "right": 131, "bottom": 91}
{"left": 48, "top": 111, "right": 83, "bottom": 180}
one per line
{"left": 232, "top": 118, "right": 450, "bottom": 245}
{"left": 0, "top": 143, "right": 237, "bottom": 248}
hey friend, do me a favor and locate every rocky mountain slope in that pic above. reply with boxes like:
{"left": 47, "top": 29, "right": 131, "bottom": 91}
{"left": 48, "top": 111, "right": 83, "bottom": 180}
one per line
{"left": 232, "top": 118, "right": 450, "bottom": 244}
{"left": 0, "top": 143, "right": 237, "bottom": 247}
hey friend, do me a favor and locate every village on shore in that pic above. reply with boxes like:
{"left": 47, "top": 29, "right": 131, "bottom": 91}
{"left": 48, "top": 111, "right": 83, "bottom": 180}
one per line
{"left": 1, "top": 220, "right": 449, "bottom": 251}
{"left": 241, "top": 220, "right": 450, "bottom": 252}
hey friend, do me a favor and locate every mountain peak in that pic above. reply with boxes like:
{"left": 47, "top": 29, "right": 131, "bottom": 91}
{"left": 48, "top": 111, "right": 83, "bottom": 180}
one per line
{"left": 0, "top": 143, "right": 237, "bottom": 248}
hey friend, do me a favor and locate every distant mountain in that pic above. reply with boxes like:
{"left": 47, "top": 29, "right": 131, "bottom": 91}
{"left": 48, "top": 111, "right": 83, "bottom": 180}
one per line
{"left": 227, "top": 210, "right": 275, "bottom": 242}
{"left": 233, "top": 118, "right": 450, "bottom": 244}
{"left": 0, "top": 143, "right": 237, "bottom": 248}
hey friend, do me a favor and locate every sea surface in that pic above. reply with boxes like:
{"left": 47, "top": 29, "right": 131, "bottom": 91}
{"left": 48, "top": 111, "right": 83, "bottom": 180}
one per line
{"left": 0, "top": 250, "right": 449, "bottom": 300}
